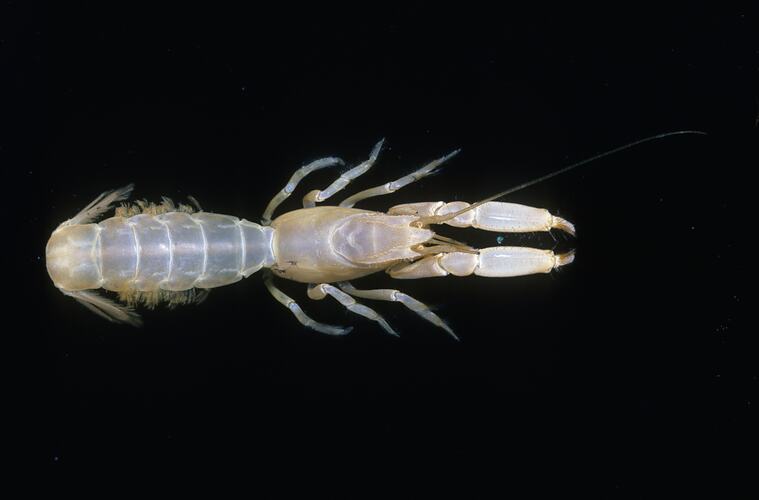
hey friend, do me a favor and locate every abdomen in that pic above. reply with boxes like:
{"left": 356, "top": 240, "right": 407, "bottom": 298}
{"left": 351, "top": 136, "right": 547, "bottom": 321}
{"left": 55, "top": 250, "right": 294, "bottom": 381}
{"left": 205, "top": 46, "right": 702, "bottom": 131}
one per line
{"left": 46, "top": 212, "right": 274, "bottom": 292}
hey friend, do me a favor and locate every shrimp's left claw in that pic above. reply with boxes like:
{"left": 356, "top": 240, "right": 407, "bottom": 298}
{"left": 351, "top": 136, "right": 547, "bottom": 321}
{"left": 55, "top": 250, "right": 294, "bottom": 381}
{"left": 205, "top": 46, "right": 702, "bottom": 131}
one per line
{"left": 389, "top": 201, "right": 575, "bottom": 236}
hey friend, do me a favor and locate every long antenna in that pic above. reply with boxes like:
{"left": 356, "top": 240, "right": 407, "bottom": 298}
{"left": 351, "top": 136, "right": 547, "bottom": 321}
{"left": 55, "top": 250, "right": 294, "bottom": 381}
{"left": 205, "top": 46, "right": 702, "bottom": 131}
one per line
{"left": 414, "top": 130, "right": 707, "bottom": 227}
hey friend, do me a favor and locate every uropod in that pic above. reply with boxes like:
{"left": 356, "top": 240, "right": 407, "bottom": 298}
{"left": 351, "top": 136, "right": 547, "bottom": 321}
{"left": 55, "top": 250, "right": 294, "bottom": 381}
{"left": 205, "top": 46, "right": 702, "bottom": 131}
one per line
{"left": 46, "top": 132, "right": 704, "bottom": 338}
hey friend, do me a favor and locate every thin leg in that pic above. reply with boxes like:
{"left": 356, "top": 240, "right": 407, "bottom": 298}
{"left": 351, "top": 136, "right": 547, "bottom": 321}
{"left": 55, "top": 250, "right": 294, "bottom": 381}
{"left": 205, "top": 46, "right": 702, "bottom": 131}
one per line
{"left": 262, "top": 156, "right": 345, "bottom": 225}
{"left": 302, "top": 139, "right": 384, "bottom": 207}
{"left": 307, "top": 283, "right": 399, "bottom": 337}
{"left": 263, "top": 273, "right": 352, "bottom": 335}
{"left": 338, "top": 149, "right": 461, "bottom": 208}
{"left": 337, "top": 282, "right": 457, "bottom": 340}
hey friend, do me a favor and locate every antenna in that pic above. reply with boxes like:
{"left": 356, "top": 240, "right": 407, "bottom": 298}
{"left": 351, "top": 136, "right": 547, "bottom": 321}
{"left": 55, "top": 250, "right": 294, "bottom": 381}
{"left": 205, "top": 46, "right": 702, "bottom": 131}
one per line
{"left": 413, "top": 130, "right": 707, "bottom": 227}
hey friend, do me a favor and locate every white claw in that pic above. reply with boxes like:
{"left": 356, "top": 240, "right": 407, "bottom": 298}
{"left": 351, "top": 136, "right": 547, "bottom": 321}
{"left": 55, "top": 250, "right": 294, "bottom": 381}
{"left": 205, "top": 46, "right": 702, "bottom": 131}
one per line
{"left": 474, "top": 247, "right": 556, "bottom": 277}
{"left": 392, "top": 201, "right": 576, "bottom": 236}
{"left": 471, "top": 202, "right": 574, "bottom": 235}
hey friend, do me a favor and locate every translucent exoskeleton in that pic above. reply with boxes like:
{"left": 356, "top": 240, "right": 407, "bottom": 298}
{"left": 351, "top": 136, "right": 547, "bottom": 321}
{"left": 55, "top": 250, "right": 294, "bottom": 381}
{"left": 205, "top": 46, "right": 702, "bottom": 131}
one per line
{"left": 45, "top": 132, "right": 704, "bottom": 338}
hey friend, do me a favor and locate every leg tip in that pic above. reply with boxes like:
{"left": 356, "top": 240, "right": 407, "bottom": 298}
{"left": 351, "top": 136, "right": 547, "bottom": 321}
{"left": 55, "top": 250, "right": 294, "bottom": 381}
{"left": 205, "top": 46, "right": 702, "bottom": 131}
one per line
{"left": 371, "top": 138, "right": 386, "bottom": 158}
{"left": 381, "top": 320, "right": 400, "bottom": 337}
{"left": 443, "top": 325, "right": 460, "bottom": 341}
{"left": 333, "top": 325, "right": 354, "bottom": 336}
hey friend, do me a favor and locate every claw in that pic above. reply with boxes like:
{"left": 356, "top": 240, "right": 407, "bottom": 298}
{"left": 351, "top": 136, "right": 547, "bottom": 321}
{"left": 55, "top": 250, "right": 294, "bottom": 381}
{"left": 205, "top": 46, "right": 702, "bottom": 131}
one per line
{"left": 392, "top": 201, "right": 575, "bottom": 236}
{"left": 552, "top": 216, "right": 576, "bottom": 237}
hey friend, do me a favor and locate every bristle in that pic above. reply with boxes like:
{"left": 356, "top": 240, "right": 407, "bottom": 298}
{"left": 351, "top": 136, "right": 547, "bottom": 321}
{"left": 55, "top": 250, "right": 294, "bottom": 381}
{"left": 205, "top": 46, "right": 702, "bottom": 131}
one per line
{"left": 63, "top": 289, "right": 143, "bottom": 327}
{"left": 116, "top": 196, "right": 200, "bottom": 217}
{"left": 65, "top": 183, "right": 135, "bottom": 226}
{"left": 118, "top": 288, "right": 210, "bottom": 309}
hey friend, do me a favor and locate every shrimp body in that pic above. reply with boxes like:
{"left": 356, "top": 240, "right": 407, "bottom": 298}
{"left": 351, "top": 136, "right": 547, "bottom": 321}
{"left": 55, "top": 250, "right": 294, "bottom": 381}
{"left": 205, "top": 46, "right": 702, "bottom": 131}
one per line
{"left": 45, "top": 133, "right": 703, "bottom": 336}
{"left": 44, "top": 139, "right": 579, "bottom": 335}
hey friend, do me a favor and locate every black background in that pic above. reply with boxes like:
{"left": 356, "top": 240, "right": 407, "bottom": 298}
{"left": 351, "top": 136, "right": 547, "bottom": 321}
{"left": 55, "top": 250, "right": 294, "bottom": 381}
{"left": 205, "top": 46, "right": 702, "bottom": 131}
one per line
{"left": 5, "top": 2, "right": 756, "bottom": 493}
